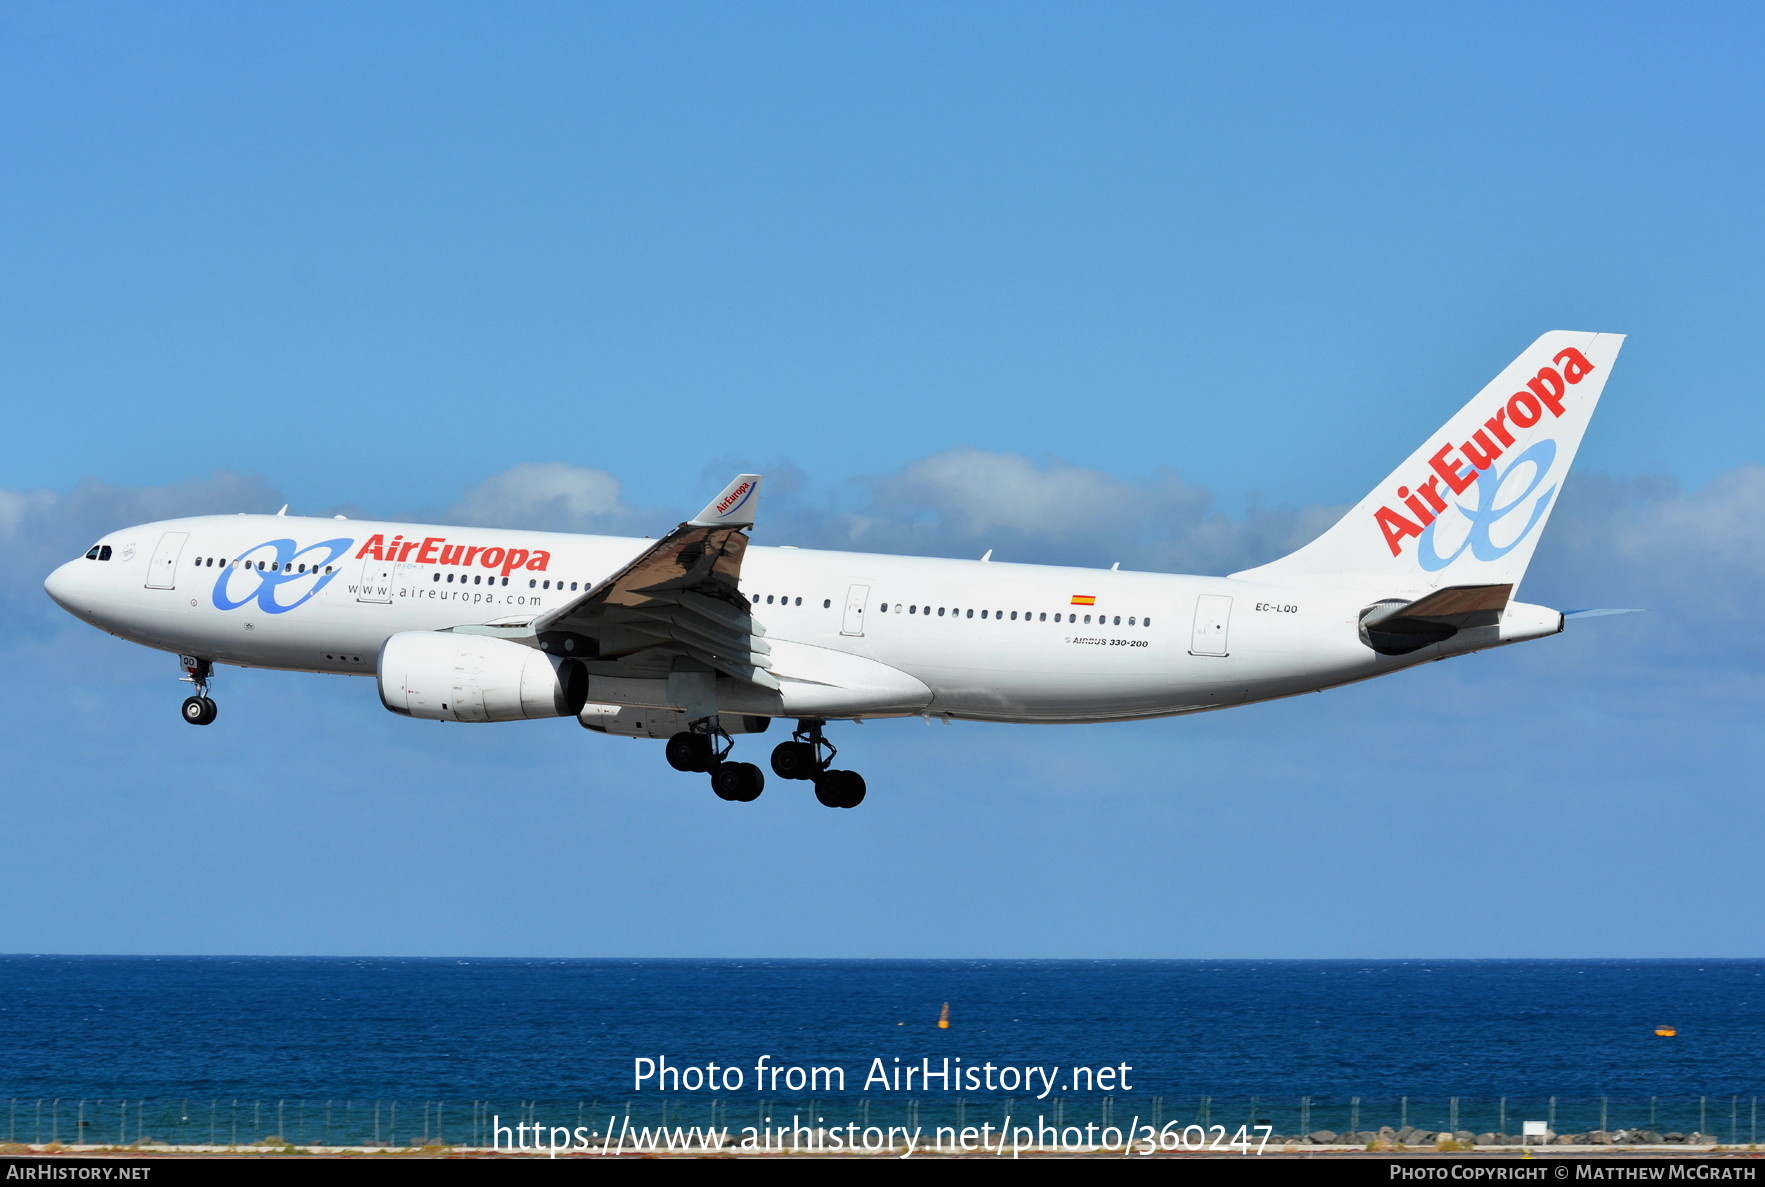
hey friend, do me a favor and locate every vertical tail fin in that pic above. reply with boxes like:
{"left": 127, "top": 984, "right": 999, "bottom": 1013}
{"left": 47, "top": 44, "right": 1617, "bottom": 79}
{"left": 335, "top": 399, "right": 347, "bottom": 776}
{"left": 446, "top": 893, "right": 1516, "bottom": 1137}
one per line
{"left": 1230, "top": 331, "right": 1625, "bottom": 592}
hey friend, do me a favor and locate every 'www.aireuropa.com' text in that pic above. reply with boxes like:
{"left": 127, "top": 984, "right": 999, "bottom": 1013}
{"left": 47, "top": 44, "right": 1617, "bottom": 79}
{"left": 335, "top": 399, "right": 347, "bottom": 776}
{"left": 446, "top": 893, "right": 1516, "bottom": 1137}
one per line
{"left": 494, "top": 1115, "right": 1272, "bottom": 1157}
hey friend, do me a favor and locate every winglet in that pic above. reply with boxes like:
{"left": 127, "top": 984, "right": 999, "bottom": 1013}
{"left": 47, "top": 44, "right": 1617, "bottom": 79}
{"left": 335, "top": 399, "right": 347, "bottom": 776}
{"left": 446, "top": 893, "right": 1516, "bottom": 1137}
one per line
{"left": 689, "top": 474, "right": 762, "bottom": 528}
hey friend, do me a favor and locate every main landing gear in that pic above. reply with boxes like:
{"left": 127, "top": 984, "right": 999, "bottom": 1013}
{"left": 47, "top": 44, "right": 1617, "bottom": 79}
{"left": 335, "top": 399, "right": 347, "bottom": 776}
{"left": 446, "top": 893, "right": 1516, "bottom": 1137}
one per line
{"left": 663, "top": 718, "right": 866, "bottom": 808}
{"left": 664, "top": 721, "right": 764, "bottom": 802}
{"left": 772, "top": 720, "right": 866, "bottom": 809}
{"left": 179, "top": 656, "right": 217, "bottom": 726}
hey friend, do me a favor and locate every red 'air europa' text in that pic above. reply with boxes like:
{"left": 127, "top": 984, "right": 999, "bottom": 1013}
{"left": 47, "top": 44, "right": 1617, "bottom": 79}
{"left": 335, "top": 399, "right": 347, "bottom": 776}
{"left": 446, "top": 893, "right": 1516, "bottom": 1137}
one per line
{"left": 354, "top": 534, "right": 552, "bottom": 577}
{"left": 715, "top": 481, "right": 753, "bottom": 515}
{"left": 1374, "top": 348, "right": 1597, "bottom": 557}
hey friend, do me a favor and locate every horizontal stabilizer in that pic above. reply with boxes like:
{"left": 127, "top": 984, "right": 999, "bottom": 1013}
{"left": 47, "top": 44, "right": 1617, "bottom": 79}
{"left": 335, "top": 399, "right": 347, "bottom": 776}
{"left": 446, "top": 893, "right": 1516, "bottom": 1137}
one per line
{"left": 1360, "top": 583, "right": 1513, "bottom": 656}
{"left": 1386, "top": 583, "right": 1513, "bottom": 618}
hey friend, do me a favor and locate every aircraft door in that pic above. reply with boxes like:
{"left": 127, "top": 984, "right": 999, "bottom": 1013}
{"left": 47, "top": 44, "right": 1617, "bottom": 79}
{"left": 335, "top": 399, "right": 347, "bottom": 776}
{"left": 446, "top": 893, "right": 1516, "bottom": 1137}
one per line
{"left": 145, "top": 531, "right": 189, "bottom": 589}
{"left": 356, "top": 557, "right": 394, "bottom": 603}
{"left": 1189, "top": 594, "right": 1232, "bottom": 656}
{"left": 841, "top": 583, "right": 870, "bottom": 636}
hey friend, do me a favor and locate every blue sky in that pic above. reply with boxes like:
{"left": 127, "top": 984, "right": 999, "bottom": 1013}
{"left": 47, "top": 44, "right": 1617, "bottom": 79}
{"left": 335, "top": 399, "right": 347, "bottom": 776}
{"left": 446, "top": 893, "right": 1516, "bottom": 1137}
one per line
{"left": 2, "top": 2, "right": 1761, "bottom": 958}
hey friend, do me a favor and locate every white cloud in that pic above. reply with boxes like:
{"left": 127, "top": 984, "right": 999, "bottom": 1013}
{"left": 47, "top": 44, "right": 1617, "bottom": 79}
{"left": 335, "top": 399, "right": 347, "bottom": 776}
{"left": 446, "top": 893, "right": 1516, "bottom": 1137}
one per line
{"left": 878, "top": 449, "right": 1149, "bottom": 538}
{"left": 0, "top": 471, "right": 284, "bottom": 618}
{"left": 1510, "top": 463, "right": 1765, "bottom": 673}
{"left": 448, "top": 462, "right": 635, "bottom": 533}
{"left": 754, "top": 449, "right": 1332, "bottom": 577}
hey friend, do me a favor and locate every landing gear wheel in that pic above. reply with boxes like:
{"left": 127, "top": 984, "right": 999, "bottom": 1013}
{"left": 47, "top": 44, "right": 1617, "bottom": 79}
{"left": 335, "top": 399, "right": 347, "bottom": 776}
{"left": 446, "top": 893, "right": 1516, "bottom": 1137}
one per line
{"left": 770, "top": 740, "right": 821, "bottom": 781}
{"left": 666, "top": 732, "right": 715, "bottom": 772}
{"left": 813, "top": 769, "right": 865, "bottom": 809}
{"left": 711, "top": 761, "right": 764, "bottom": 802}
{"left": 181, "top": 696, "right": 217, "bottom": 726}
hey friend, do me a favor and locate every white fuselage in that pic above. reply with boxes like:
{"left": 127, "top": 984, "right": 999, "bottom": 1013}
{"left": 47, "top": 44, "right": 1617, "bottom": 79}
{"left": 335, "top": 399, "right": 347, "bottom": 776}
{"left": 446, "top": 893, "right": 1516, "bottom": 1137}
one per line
{"left": 43, "top": 513, "right": 1562, "bottom": 725}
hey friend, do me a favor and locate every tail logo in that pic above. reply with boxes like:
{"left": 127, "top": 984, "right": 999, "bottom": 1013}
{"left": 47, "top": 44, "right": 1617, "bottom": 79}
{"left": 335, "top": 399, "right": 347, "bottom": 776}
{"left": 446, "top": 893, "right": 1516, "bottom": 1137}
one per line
{"left": 1417, "top": 440, "right": 1557, "bottom": 571}
{"left": 1374, "top": 346, "right": 1596, "bottom": 559}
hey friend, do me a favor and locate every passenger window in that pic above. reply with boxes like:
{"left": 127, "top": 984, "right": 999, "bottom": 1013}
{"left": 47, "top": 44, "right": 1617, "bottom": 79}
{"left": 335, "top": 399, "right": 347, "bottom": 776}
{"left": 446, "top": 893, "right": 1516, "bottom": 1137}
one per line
{"left": 752, "top": 594, "right": 760, "bottom": 603}
{"left": 1084, "top": 614, "right": 1092, "bottom": 623}
{"left": 879, "top": 603, "right": 889, "bottom": 612}
{"left": 823, "top": 599, "right": 831, "bottom": 608}
{"left": 1145, "top": 617, "right": 1152, "bottom": 627}
{"left": 909, "top": 605, "right": 917, "bottom": 614}
{"left": 937, "top": 607, "right": 945, "bottom": 616}
{"left": 795, "top": 597, "right": 802, "bottom": 606}
{"left": 1010, "top": 611, "right": 1017, "bottom": 620}
{"left": 1038, "top": 612, "right": 1046, "bottom": 621}
{"left": 965, "top": 609, "right": 973, "bottom": 618}
{"left": 1129, "top": 616, "right": 1136, "bottom": 626}
{"left": 433, "top": 573, "right": 441, "bottom": 583}
{"left": 1113, "top": 616, "right": 1121, "bottom": 625}
{"left": 766, "top": 595, "right": 774, "bottom": 604}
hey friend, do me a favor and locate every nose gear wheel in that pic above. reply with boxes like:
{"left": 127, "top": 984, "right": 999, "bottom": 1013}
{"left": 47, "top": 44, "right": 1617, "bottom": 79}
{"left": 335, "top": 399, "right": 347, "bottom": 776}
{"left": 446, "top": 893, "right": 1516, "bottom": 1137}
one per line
{"left": 178, "top": 657, "right": 217, "bottom": 725}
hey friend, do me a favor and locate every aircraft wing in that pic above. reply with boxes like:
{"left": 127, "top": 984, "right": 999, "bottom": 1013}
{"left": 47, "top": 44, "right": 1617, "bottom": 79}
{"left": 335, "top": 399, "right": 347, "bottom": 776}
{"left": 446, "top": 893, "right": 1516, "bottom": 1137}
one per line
{"left": 525, "top": 474, "right": 777, "bottom": 689}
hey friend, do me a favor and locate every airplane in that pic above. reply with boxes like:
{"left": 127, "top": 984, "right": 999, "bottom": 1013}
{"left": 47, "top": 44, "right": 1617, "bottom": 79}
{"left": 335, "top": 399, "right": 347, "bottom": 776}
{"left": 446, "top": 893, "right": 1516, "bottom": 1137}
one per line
{"left": 44, "top": 331, "right": 1624, "bottom": 809}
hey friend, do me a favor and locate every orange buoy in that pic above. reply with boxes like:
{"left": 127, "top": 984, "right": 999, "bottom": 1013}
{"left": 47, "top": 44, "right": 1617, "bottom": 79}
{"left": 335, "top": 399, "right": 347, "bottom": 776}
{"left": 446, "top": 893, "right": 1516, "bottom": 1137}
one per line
{"left": 938, "top": 1002, "right": 951, "bottom": 1029}
{"left": 1655, "top": 1026, "right": 1677, "bottom": 1037}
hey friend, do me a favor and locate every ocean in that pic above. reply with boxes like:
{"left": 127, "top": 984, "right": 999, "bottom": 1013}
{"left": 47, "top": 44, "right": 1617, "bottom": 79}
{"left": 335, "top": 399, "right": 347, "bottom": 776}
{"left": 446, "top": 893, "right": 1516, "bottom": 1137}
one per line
{"left": 2, "top": 957, "right": 1760, "bottom": 1145}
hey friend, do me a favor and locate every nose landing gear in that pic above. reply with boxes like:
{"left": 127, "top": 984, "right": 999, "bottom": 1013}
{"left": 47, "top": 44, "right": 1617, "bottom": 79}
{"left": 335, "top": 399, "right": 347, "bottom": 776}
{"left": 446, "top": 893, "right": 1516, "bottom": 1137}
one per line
{"left": 179, "top": 656, "right": 217, "bottom": 726}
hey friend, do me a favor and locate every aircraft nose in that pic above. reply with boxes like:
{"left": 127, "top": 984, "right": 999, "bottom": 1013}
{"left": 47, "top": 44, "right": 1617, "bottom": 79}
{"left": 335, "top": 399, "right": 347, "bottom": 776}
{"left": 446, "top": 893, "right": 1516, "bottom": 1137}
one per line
{"left": 43, "top": 560, "right": 86, "bottom": 612}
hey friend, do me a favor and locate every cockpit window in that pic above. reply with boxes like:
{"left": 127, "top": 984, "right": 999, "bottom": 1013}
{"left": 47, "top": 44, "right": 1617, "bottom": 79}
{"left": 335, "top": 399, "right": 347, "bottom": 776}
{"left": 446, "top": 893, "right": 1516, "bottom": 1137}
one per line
{"left": 84, "top": 545, "right": 113, "bottom": 561}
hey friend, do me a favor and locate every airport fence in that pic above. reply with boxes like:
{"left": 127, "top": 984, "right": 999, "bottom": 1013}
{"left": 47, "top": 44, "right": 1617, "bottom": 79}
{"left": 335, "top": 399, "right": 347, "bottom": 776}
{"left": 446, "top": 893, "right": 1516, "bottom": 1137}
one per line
{"left": 1, "top": 1095, "right": 1759, "bottom": 1148}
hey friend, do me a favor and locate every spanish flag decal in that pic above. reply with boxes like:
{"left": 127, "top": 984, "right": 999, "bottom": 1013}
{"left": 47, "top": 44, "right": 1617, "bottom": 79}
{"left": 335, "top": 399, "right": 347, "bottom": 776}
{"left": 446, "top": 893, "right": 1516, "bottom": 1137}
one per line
{"left": 1070, "top": 595, "right": 1096, "bottom": 606}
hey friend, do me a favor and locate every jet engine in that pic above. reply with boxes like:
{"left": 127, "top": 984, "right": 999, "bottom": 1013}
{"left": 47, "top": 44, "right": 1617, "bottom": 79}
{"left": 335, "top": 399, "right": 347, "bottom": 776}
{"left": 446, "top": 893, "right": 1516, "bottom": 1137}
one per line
{"left": 377, "top": 631, "right": 587, "bottom": 723}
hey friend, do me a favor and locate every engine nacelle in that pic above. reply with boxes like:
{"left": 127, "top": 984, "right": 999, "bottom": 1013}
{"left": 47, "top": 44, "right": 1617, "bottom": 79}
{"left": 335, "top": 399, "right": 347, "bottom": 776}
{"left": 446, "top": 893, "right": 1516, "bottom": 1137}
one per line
{"left": 378, "top": 631, "right": 587, "bottom": 723}
{"left": 578, "top": 704, "right": 770, "bottom": 739}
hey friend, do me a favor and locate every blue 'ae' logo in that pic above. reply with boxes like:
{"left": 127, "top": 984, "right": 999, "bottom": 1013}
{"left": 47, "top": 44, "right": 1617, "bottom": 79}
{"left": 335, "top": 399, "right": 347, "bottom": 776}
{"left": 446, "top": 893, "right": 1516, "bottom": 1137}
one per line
{"left": 1417, "top": 440, "right": 1558, "bottom": 572}
{"left": 212, "top": 538, "right": 355, "bottom": 614}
